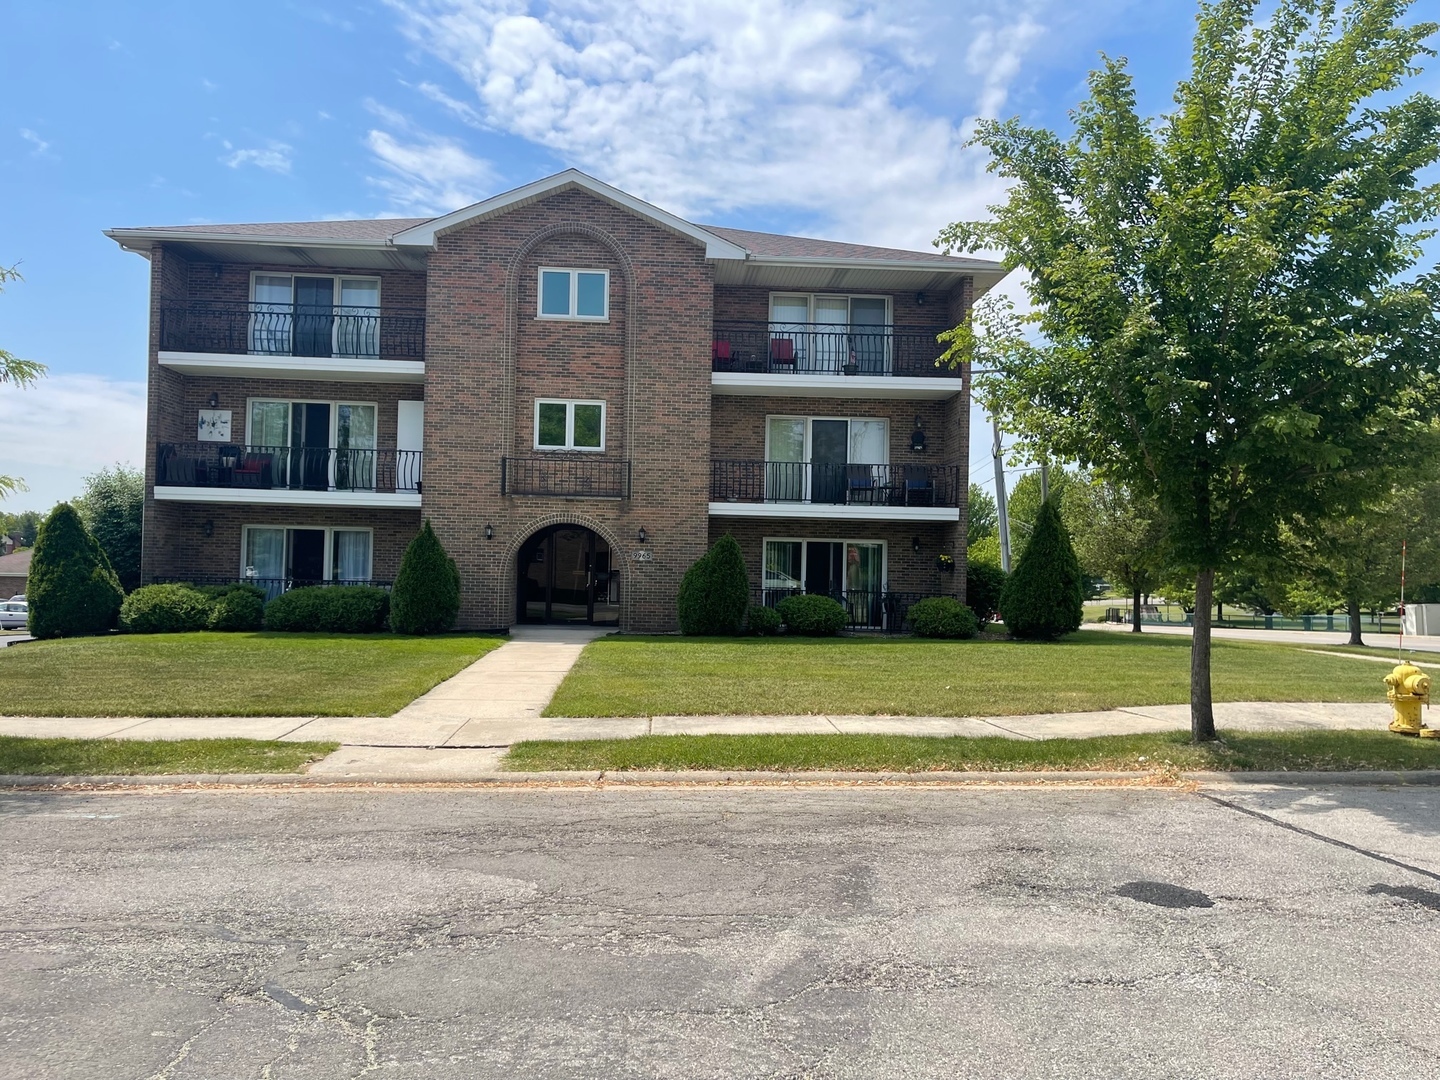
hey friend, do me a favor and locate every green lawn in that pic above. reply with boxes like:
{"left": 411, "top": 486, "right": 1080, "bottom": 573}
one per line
{"left": 0, "top": 633, "right": 505, "bottom": 716}
{"left": 544, "top": 630, "right": 1390, "bottom": 718}
{"left": 505, "top": 729, "right": 1440, "bottom": 773}
{"left": 0, "top": 736, "right": 338, "bottom": 775}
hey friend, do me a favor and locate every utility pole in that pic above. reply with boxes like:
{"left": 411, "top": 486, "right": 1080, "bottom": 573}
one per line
{"left": 1040, "top": 460, "right": 1050, "bottom": 504}
{"left": 992, "top": 415, "right": 1011, "bottom": 572}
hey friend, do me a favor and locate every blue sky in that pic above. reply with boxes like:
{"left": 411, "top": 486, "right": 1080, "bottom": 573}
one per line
{"left": 1, "top": 0, "right": 1432, "bottom": 510}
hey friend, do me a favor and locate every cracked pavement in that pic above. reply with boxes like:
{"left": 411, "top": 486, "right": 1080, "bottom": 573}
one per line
{"left": 2, "top": 785, "right": 1439, "bottom": 1078}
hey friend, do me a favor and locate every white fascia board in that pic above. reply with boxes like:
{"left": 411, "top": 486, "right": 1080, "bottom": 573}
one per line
{"left": 708, "top": 502, "right": 960, "bottom": 523}
{"left": 104, "top": 228, "right": 395, "bottom": 252}
{"left": 737, "top": 254, "right": 1007, "bottom": 275}
{"left": 155, "top": 487, "right": 422, "bottom": 510}
{"left": 711, "top": 372, "right": 961, "bottom": 400}
{"left": 158, "top": 352, "right": 425, "bottom": 384}
{"left": 390, "top": 169, "right": 750, "bottom": 260}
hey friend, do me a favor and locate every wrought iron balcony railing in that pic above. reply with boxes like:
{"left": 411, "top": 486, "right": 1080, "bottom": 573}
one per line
{"left": 711, "top": 460, "right": 960, "bottom": 507}
{"left": 711, "top": 321, "right": 959, "bottom": 378}
{"left": 501, "top": 456, "right": 631, "bottom": 499}
{"left": 158, "top": 300, "right": 426, "bottom": 361}
{"left": 156, "top": 442, "right": 422, "bottom": 494}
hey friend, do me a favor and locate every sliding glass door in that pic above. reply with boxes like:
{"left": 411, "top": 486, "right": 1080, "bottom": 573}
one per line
{"left": 761, "top": 538, "right": 887, "bottom": 626}
{"left": 248, "top": 275, "right": 381, "bottom": 358}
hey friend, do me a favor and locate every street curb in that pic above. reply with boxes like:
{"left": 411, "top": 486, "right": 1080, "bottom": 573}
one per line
{"left": 2, "top": 768, "right": 1437, "bottom": 791}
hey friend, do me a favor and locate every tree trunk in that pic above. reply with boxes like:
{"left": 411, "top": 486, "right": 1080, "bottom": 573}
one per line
{"left": 1131, "top": 581, "right": 1143, "bottom": 632}
{"left": 1346, "top": 594, "right": 1364, "bottom": 647}
{"left": 1191, "top": 568, "right": 1217, "bottom": 743}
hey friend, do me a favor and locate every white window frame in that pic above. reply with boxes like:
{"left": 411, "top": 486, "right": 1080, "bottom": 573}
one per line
{"left": 248, "top": 272, "right": 383, "bottom": 358}
{"left": 533, "top": 398, "right": 607, "bottom": 452}
{"left": 239, "top": 525, "right": 375, "bottom": 583}
{"left": 536, "top": 267, "right": 610, "bottom": 321}
{"left": 761, "top": 535, "right": 889, "bottom": 625}
{"left": 244, "top": 397, "right": 380, "bottom": 451}
{"left": 763, "top": 415, "right": 890, "bottom": 464}
{"left": 767, "top": 293, "right": 892, "bottom": 324}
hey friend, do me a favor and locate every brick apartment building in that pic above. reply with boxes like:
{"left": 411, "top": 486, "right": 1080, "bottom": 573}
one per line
{"left": 107, "top": 170, "right": 1006, "bottom": 632}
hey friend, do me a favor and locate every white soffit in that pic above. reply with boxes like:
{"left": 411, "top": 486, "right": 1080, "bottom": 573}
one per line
{"left": 391, "top": 169, "right": 750, "bottom": 260}
{"left": 711, "top": 373, "right": 963, "bottom": 400}
{"left": 155, "top": 488, "right": 422, "bottom": 510}
{"left": 158, "top": 353, "right": 425, "bottom": 384}
{"left": 708, "top": 502, "right": 960, "bottom": 523}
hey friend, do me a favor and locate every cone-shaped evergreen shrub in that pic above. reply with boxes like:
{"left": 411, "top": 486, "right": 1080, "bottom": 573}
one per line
{"left": 677, "top": 534, "right": 749, "bottom": 634}
{"left": 26, "top": 502, "right": 124, "bottom": 638}
{"left": 999, "top": 497, "right": 1084, "bottom": 640}
{"left": 390, "top": 520, "right": 461, "bottom": 634}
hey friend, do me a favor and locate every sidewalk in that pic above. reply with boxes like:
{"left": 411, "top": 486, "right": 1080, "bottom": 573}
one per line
{"left": 1090, "top": 621, "right": 1440, "bottom": 654}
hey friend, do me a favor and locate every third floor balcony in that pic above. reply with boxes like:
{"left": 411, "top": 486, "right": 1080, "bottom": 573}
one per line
{"left": 157, "top": 299, "right": 427, "bottom": 383}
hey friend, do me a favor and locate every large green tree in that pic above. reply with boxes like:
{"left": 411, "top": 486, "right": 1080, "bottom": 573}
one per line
{"left": 1, "top": 264, "right": 47, "bottom": 500}
{"left": 75, "top": 464, "right": 143, "bottom": 592}
{"left": 967, "top": 484, "right": 998, "bottom": 547}
{"left": 942, "top": 0, "right": 1440, "bottom": 740}
{"left": 1067, "top": 478, "right": 1169, "bottom": 632}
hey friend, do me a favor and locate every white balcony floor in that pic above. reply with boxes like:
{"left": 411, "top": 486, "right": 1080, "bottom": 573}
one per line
{"left": 159, "top": 351, "right": 425, "bottom": 384}
{"left": 155, "top": 486, "right": 421, "bottom": 510}
{"left": 708, "top": 501, "right": 959, "bottom": 522}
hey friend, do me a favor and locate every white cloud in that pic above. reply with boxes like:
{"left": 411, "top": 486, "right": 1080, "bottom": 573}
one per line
{"left": 219, "top": 140, "right": 293, "bottom": 174}
{"left": 0, "top": 374, "right": 146, "bottom": 511}
{"left": 379, "top": 0, "right": 1049, "bottom": 249}
{"left": 19, "top": 128, "right": 52, "bottom": 158}
{"left": 362, "top": 99, "right": 498, "bottom": 214}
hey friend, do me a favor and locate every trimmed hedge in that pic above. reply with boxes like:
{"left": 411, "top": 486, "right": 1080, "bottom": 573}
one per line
{"left": 965, "top": 561, "right": 1007, "bottom": 625}
{"left": 391, "top": 520, "right": 461, "bottom": 635}
{"left": 909, "top": 597, "right": 980, "bottom": 639}
{"left": 744, "top": 603, "right": 782, "bottom": 636}
{"left": 207, "top": 588, "right": 265, "bottom": 631}
{"left": 263, "top": 586, "right": 390, "bottom": 633}
{"left": 677, "top": 534, "right": 750, "bottom": 635}
{"left": 26, "top": 503, "right": 124, "bottom": 638}
{"left": 776, "top": 594, "right": 847, "bottom": 636}
{"left": 1000, "top": 498, "right": 1084, "bottom": 640}
{"left": 119, "top": 584, "right": 213, "bottom": 634}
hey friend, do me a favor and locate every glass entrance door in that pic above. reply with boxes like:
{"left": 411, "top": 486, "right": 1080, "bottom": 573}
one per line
{"left": 516, "top": 526, "right": 619, "bottom": 625}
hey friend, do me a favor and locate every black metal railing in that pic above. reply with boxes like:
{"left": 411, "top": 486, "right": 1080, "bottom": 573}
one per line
{"left": 712, "top": 321, "right": 959, "bottom": 378}
{"left": 156, "top": 442, "right": 422, "bottom": 494}
{"left": 753, "top": 587, "right": 953, "bottom": 632}
{"left": 501, "top": 456, "right": 631, "bottom": 499}
{"left": 158, "top": 300, "right": 426, "bottom": 361}
{"left": 155, "top": 575, "right": 393, "bottom": 602}
{"left": 711, "top": 460, "right": 959, "bottom": 507}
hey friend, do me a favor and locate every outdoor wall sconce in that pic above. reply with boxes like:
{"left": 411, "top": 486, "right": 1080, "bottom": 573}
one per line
{"left": 912, "top": 536, "right": 922, "bottom": 554}
{"left": 202, "top": 520, "right": 214, "bottom": 538}
{"left": 484, "top": 524, "right": 494, "bottom": 540}
{"left": 207, "top": 392, "right": 220, "bottom": 408}
{"left": 210, "top": 264, "right": 224, "bottom": 279}
{"left": 910, "top": 416, "right": 927, "bottom": 453}
{"left": 915, "top": 291, "right": 926, "bottom": 306}
{"left": 638, "top": 527, "right": 648, "bottom": 544}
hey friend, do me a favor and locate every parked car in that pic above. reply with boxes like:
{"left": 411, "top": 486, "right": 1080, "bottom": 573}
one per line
{"left": 8, "top": 594, "right": 22, "bottom": 601}
{"left": 0, "top": 600, "right": 28, "bottom": 630}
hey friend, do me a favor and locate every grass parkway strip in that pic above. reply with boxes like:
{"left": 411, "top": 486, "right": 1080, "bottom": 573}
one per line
{"left": 0, "top": 632, "right": 505, "bottom": 717}
{"left": 543, "top": 631, "right": 1395, "bottom": 718}
{"left": 504, "top": 730, "right": 1440, "bottom": 774}
{"left": 0, "top": 736, "right": 339, "bottom": 776}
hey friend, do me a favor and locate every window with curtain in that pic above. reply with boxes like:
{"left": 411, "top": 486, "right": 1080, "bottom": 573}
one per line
{"left": 336, "top": 278, "right": 381, "bottom": 358}
{"left": 331, "top": 530, "right": 372, "bottom": 581}
{"left": 250, "top": 276, "right": 293, "bottom": 355}
{"left": 336, "top": 404, "right": 377, "bottom": 491}
{"left": 764, "top": 540, "right": 803, "bottom": 594}
{"left": 243, "top": 528, "right": 285, "bottom": 598}
{"left": 248, "top": 401, "right": 290, "bottom": 449}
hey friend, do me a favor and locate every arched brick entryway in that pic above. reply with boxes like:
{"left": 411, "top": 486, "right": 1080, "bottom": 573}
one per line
{"left": 505, "top": 515, "right": 629, "bottom": 627}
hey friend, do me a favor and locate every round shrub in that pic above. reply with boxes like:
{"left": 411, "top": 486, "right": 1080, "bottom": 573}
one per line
{"left": 27, "top": 503, "right": 124, "bottom": 638}
{"left": 775, "top": 594, "right": 848, "bottom": 636}
{"left": 677, "top": 534, "right": 750, "bottom": 635}
{"left": 207, "top": 588, "right": 265, "bottom": 631}
{"left": 744, "top": 603, "right": 782, "bottom": 636}
{"left": 909, "top": 597, "right": 980, "bottom": 639}
{"left": 120, "top": 584, "right": 213, "bottom": 634}
{"left": 965, "top": 561, "right": 1007, "bottom": 625}
{"left": 391, "top": 520, "right": 461, "bottom": 635}
{"left": 263, "top": 586, "right": 390, "bottom": 633}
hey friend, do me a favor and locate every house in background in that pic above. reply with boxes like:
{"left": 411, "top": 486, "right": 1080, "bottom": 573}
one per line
{"left": 107, "top": 170, "right": 1005, "bottom": 632}
{"left": 0, "top": 549, "right": 30, "bottom": 598}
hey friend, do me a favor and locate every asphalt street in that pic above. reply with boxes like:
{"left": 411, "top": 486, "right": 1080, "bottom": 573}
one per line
{"left": 3, "top": 783, "right": 1439, "bottom": 1079}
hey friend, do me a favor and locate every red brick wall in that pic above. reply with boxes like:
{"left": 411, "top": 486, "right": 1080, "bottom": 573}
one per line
{"left": 714, "top": 285, "right": 950, "bottom": 329}
{"left": 710, "top": 396, "right": 955, "bottom": 463}
{"left": 422, "top": 185, "right": 714, "bottom": 632}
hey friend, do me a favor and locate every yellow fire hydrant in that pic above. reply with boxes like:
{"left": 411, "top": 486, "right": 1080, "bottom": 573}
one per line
{"left": 1384, "top": 662, "right": 1436, "bottom": 737}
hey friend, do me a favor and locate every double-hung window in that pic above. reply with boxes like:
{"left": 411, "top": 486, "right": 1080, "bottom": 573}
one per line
{"left": 535, "top": 399, "right": 605, "bottom": 452}
{"left": 537, "top": 268, "right": 609, "bottom": 320}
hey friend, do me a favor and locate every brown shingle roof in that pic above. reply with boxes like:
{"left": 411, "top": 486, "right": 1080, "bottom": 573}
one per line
{"left": 696, "top": 225, "right": 976, "bottom": 265}
{"left": 0, "top": 549, "right": 31, "bottom": 576}
{"left": 112, "top": 218, "right": 429, "bottom": 241}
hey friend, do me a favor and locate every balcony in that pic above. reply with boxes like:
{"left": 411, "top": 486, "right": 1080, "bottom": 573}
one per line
{"left": 501, "top": 456, "right": 632, "bottom": 499}
{"left": 711, "top": 321, "right": 962, "bottom": 399}
{"left": 154, "top": 442, "right": 423, "bottom": 509}
{"left": 156, "top": 300, "right": 426, "bottom": 383}
{"left": 710, "top": 460, "right": 960, "bottom": 522}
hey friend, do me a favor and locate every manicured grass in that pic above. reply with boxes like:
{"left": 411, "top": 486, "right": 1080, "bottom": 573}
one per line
{"left": 505, "top": 729, "right": 1440, "bottom": 773}
{"left": 545, "top": 630, "right": 1390, "bottom": 718}
{"left": 0, "top": 632, "right": 505, "bottom": 717}
{"left": 0, "top": 736, "right": 338, "bottom": 776}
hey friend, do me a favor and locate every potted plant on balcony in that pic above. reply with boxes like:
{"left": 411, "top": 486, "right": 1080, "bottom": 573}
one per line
{"left": 936, "top": 553, "right": 955, "bottom": 574}
{"left": 842, "top": 349, "right": 860, "bottom": 376}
